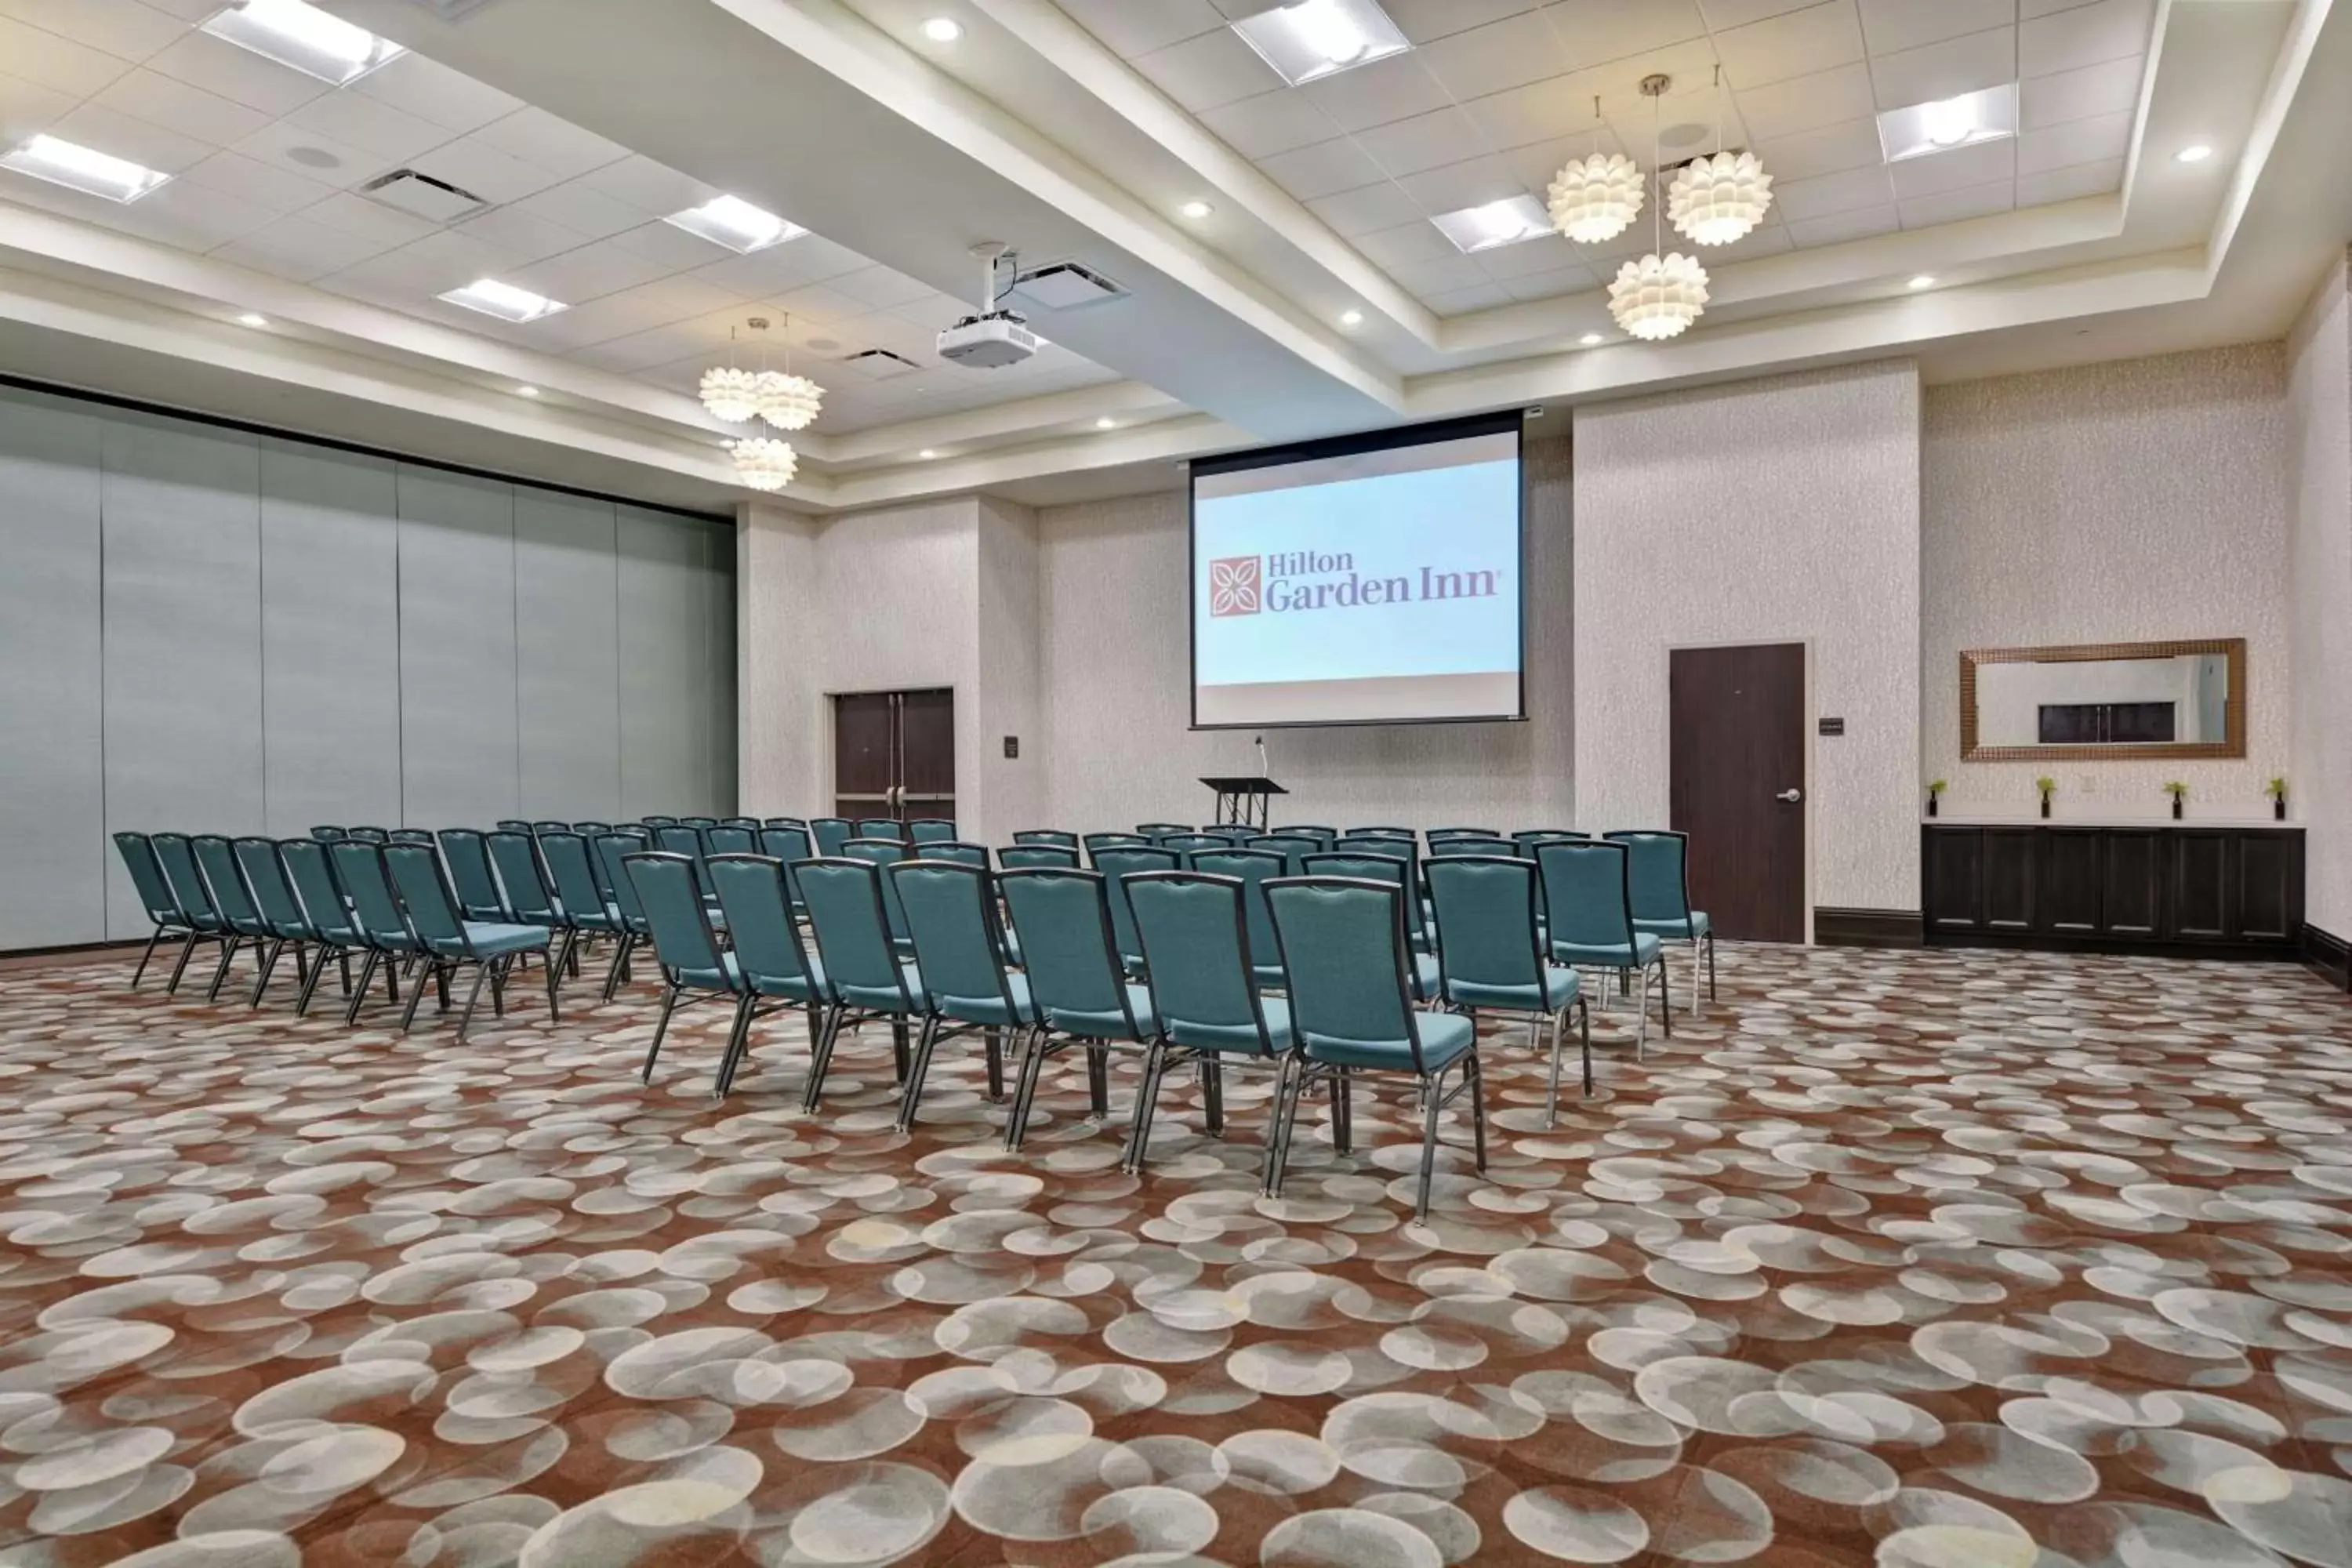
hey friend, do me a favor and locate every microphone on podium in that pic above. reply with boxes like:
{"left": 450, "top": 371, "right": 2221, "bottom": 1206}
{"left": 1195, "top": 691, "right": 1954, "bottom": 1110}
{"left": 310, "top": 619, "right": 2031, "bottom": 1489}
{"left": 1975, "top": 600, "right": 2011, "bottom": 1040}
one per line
{"left": 1255, "top": 734, "right": 1269, "bottom": 779}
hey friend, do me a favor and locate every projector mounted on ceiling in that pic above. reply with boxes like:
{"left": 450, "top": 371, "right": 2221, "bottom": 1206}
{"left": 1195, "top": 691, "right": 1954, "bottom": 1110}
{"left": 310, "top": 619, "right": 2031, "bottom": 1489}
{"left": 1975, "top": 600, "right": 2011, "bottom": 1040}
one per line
{"left": 938, "top": 241, "right": 1040, "bottom": 370}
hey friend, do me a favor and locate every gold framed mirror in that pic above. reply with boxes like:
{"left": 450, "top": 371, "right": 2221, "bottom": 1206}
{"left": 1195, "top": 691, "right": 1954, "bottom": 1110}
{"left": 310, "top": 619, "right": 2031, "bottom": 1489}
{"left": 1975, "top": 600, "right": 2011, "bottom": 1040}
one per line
{"left": 1960, "top": 638, "right": 2246, "bottom": 761}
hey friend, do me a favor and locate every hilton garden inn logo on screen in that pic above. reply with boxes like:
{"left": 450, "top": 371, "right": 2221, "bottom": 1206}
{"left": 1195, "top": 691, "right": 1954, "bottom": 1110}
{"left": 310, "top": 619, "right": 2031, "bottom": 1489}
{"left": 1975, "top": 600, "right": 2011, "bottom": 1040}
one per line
{"left": 1210, "top": 550, "right": 1497, "bottom": 616}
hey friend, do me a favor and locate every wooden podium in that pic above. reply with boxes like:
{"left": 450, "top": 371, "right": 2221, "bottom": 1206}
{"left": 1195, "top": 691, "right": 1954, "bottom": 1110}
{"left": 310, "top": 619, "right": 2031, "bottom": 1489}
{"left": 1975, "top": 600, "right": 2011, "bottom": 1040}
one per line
{"left": 1201, "top": 775, "right": 1286, "bottom": 832}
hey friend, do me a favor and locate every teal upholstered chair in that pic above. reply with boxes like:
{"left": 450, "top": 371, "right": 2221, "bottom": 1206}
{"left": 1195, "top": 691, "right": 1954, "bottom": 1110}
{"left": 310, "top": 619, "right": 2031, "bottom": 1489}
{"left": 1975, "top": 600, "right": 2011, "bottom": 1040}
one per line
{"left": 347, "top": 826, "right": 390, "bottom": 844}
{"left": 890, "top": 861, "right": 1031, "bottom": 1131}
{"left": 1090, "top": 846, "right": 1179, "bottom": 975}
{"left": 1001, "top": 844, "right": 1080, "bottom": 870}
{"left": 594, "top": 831, "right": 659, "bottom": 1000}
{"left": 232, "top": 836, "right": 333, "bottom": 1011}
{"left": 1271, "top": 826, "right": 1338, "bottom": 848}
{"left": 757, "top": 826, "right": 814, "bottom": 913}
{"left": 706, "top": 825, "right": 757, "bottom": 858}
{"left": 284, "top": 838, "right": 395, "bottom": 1025}
{"left": 681, "top": 816, "right": 718, "bottom": 829}
{"left": 388, "top": 829, "right": 434, "bottom": 845}
{"left": 1536, "top": 839, "right": 1670, "bottom": 1054}
{"left": 1160, "top": 833, "right": 1229, "bottom": 858}
{"left": 437, "top": 829, "right": 511, "bottom": 921}
{"left": 855, "top": 817, "right": 904, "bottom": 841}
{"left": 706, "top": 854, "right": 826, "bottom": 1098}
{"left": 909, "top": 818, "right": 957, "bottom": 844}
{"left": 1304, "top": 848, "right": 1431, "bottom": 956}
{"left": 112, "top": 832, "right": 191, "bottom": 990}
{"left": 1430, "top": 835, "right": 1520, "bottom": 860}
{"left": 621, "top": 851, "right": 740, "bottom": 1088}
{"left": 642, "top": 815, "right": 679, "bottom": 828}
{"left": 537, "top": 832, "right": 624, "bottom": 974}
{"left": 1243, "top": 835, "right": 1321, "bottom": 875}
{"left": 1123, "top": 871, "right": 1294, "bottom": 1181}
{"left": 795, "top": 858, "right": 927, "bottom": 1113}
{"left": 572, "top": 821, "right": 613, "bottom": 837}
{"left": 309, "top": 826, "right": 347, "bottom": 843}
{"left": 1186, "top": 848, "right": 1288, "bottom": 989}
{"left": 1515, "top": 829, "right": 1582, "bottom": 848}
{"left": 150, "top": 833, "right": 237, "bottom": 997}
{"left": 1426, "top": 855, "right": 1590, "bottom": 1123}
{"left": 996, "top": 868, "right": 1158, "bottom": 1151}
{"left": 383, "top": 841, "right": 554, "bottom": 1041}
{"left": 1084, "top": 832, "right": 1150, "bottom": 858}
{"left": 1427, "top": 827, "right": 1494, "bottom": 843}
{"left": 1605, "top": 829, "right": 1714, "bottom": 1013}
{"left": 1265, "top": 876, "right": 1486, "bottom": 1222}
{"left": 721, "top": 817, "right": 760, "bottom": 831}
{"left": 1014, "top": 829, "right": 1079, "bottom": 848}
{"left": 1345, "top": 826, "right": 1414, "bottom": 840}
{"left": 1136, "top": 822, "right": 1191, "bottom": 837}
{"left": 762, "top": 816, "right": 807, "bottom": 830}
{"left": 496, "top": 818, "right": 532, "bottom": 834}
{"left": 809, "top": 817, "right": 855, "bottom": 858}
{"left": 920, "top": 842, "right": 990, "bottom": 869}
{"left": 532, "top": 820, "right": 570, "bottom": 836}
{"left": 654, "top": 824, "right": 712, "bottom": 887}
{"left": 488, "top": 831, "right": 575, "bottom": 997}
{"left": 843, "top": 837, "right": 914, "bottom": 954}
{"left": 191, "top": 835, "right": 274, "bottom": 1004}
{"left": 328, "top": 839, "right": 430, "bottom": 1025}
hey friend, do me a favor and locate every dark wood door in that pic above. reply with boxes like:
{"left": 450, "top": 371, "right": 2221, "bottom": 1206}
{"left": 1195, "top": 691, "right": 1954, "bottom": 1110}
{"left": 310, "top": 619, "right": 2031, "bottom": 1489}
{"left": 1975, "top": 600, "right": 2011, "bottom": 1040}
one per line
{"left": 2041, "top": 830, "right": 2103, "bottom": 934}
{"left": 831, "top": 688, "right": 954, "bottom": 827}
{"left": 2235, "top": 833, "right": 2299, "bottom": 941}
{"left": 1984, "top": 829, "right": 2037, "bottom": 930}
{"left": 2172, "top": 832, "right": 2230, "bottom": 939}
{"left": 2103, "top": 830, "right": 2164, "bottom": 936}
{"left": 1926, "top": 829, "right": 1984, "bottom": 931}
{"left": 1668, "top": 643, "right": 1806, "bottom": 943}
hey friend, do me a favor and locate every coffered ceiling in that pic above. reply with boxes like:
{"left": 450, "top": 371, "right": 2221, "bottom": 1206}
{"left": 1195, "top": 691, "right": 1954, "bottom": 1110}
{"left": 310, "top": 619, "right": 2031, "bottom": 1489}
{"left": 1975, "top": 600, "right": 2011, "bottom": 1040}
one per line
{"left": 0, "top": 0, "right": 2343, "bottom": 513}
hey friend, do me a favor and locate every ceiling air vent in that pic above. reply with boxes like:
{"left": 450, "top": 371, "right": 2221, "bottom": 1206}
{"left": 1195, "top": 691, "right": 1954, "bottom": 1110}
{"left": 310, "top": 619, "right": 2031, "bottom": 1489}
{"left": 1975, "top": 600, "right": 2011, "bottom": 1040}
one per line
{"left": 361, "top": 168, "right": 488, "bottom": 223}
{"left": 1009, "top": 260, "right": 1127, "bottom": 310}
{"left": 836, "top": 348, "right": 921, "bottom": 381}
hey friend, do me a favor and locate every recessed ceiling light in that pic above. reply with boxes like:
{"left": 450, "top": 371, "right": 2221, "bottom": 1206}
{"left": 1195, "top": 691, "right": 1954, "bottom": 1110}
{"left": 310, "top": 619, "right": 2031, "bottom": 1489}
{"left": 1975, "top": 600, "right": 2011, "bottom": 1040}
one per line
{"left": 1580, "top": 331, "right": 1604, "bottom": 345}
{"left": 517, "top": 385, "right": 540, "bottom": 397}
{"left": 919, "top": 448, "right": 938, "bottom": 459}
{"left": 1339, "top": 309, "right": 1363, "bottom": 328}
{"left": 437, "top": 278, "right": 567, "bottom": 324}
{"left": 665, "top": 194, "right": 804, "bottom": 254}
{"left": 2175, "top": 143, "right": 2214, "bottom": 163}
{"left": 238, "top": 312, "right": 270, "bottom": 328}
{"left": 920, "top": 16, "right": 961, "bottom": 42}
{"left": 1877, "top": 82, "right": 2017, "bottom": 163}
{"left": 1430, "top": 194, "right": 1551, "bottom": 254}
{"left": 0, "top": 135, "right": 171, "bottom": 202}
{"left": 1907, "top": 274, "right": 1936, "bottom": 289}
{"left": 1094, "top": 417, "right": 1119, "bottom": 430}
{"left": 1180, "top": 199, "right": 1214, "bottom": 220}
{"left": 1230, "top": 0, "right": 1410, "bottom": 86}
{"left": 200, "top": 0, "right": 404, "bottom": 85}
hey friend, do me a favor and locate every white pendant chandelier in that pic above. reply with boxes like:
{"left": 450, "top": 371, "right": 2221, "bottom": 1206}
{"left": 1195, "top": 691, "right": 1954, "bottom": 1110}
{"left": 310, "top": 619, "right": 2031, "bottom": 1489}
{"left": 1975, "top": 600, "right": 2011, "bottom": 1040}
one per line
{"left": 731, "top": 437, "right": 797, "bottom": 491}
{"left": 699, "top": 365, "right": 763, "bottom": 424}
{"left": 1668, "top": 67, "right": 1772, "bottom": 246}
{"left": 699, "top": 315, "right": 826, "bottom": 431}
{"left": 1548, "top": 96, "right": 1642, "bottom": 245}
{"left": 1609, "top": 73, "right": 1711, "bottom": 341}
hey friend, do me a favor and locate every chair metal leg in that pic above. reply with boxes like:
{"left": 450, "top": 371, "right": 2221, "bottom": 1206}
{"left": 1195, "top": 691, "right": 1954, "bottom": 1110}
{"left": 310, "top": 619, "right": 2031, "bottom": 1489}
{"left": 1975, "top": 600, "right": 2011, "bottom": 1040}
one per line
{"left": 129, "top": 927, "right": 167, "bottom": 989}
{"left": 1655, "top": 955, "right": 1672, "bottom": 1039}
{"left": 1706, "top": 933, "right": 1717, "bottom": 1000}
{"left": 714, "top": 992, "right": 757, "bottom": 1098}
{"left": 487, "top": 956, "right": 507, "bottom": 1019}
{"left": 204, "top": 936, "right": 244, "bottom": 1003}
{"left": 890, "top": 1019, "right": 911, "bottom": 1084}
{"left": 1201, "top": 1057, "right": 1225, "bottom": 1136}
{"left": 643, "top": 983, "right": 681, "bottom": 1082}
{"left": 1465, "top": 1051, "right": 1489, "bottom": 1173}
{"left": 1267, "top": 1059, "right": 1312, "bottom": 1199}
{"left": 543, "top": 944, "right": 563, "bottom": 1023}
{"left": 344, "top": 950, "right": 381, "bottom": 1025}
{"left": 1122, "top": 1040, "right": 1171, "bottom": 1174}
{"left": 399, "top": 960, "right": 434, "bottom": 1033}
{"left": 1414, "top": 1066, "right": 1446, "bottom": 1224}
{"left": 1004, "top": 1026, "right": 1051, "bottom": 1152}
{"left": 1330, "top": 1067, "right": 1353, "bottom": 1155}
{"left": 897, "top": 1016, "right": 946, "bottom": 1133}
{"left": 803, "top": 1003, "right": 848, "bottom": 1112}
{"left": 165, "top": 932, "right": 206, "bottom": 995}
{"left": 601, "top": 933, "right": 636, "bottom": 1002}
{"left": 1544, "top": 1011, "right": 1566, "bottom": 1127}
{"left": 1254, "top": 1054, "right": 1294, "bottom": 1194}
{"left": 248, "top": 939, "right": 285, "bottom": 1008}
{"left": 337, "top": 949, "right": 353, "bottom": 996}
{"left": 1083, "top": 1044, "right": 1109, "bottom": 1119}
{"left": 1580, "top": 996, "right": 1594, "bottom": 1098}
{"left": 455, "top": 961, "right": 492, "bottom": 1044}
{"left": 983, "top": 1028, "right": 1005, "bottom": 1103}
{"left": 295, "top": 944, "right": 331, "bottom": 1017}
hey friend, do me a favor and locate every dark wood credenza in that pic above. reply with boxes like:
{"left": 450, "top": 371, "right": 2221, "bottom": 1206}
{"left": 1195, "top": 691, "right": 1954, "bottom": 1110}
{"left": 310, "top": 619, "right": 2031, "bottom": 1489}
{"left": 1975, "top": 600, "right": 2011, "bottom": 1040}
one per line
{"left": 1921, "top": 822, "right": 2304, "bottom": 958}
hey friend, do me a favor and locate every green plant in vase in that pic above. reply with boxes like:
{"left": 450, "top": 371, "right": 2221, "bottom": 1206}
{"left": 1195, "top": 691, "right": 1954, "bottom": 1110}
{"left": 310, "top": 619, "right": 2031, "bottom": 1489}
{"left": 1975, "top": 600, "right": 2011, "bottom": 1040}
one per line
{"left": 1926, "top": 779, "right": 1947, "bottom": 818}
{"left": 2266, "top": 775, "right": 2288, "bottom": 820}
{"left": 2034, "top": 775, "right": 2056, "bottom": 819}
{"left": 2163, "top": 780, "right": 2188, "bottom": 820}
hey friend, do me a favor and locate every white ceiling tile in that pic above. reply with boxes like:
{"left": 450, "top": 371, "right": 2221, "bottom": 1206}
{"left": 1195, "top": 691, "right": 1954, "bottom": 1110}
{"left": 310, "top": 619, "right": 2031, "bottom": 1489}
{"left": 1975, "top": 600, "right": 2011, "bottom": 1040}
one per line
{"left": 2019, "top": 52, "right": 2140, "bottom": 128}
{"left": 1869, "top": 25, "right": 2018, "bottom": 110}
{"left": 1305, "top": 180, "right": 1426, "bottom": 235}
{"left": 1385, "top": 0, "right": 1541, "bottom": 44}
{"left": 142, "top": 31, "right": 326, "bottom": 116}
{"left": 2019, "top": 0, "right": 2098, "bottom": 15}
{"left": 111, "top": 176, "right": 276, "bottom": 249}
{"left": 1464, "top": 78, "right": 1613, "bottom": 152}
{"left": 1352, "top": 220, "right": 1460, "bottom": 268}
{"left": 1416, "top": 10, "right": 1573, "bottom": 101}
{"left": 230, "top": 119, "right": 381, "bottom": 189}
{"left": 132, "top": 0, "right": 221, "bottom": 19}
{"left": 94, "top": 66, "right": 270, "bottom": 147}
{"left": 508, "top": 238, "right": 675, "bottom": 303}
{"left": 888, "top": 292, "right": 970, "bottom": 332}
{"left": 2016, "top": 153, "right": 2121, "bottom": 204}
{"left": 1130, "top": 26, "right": 1283, "bottom": 113}
{"left": 351, "top": 53, "right": 524, "bottom": 134}
{"left": 1354, "top": 107, "right": 1493, "bottom": 179}
{"left": 1705, "top": 219, "right": 1795, "bottom": 260}
{"left": 1475, "top": 231, "right": 1587, "bottom": 279}
{"left": 1751, "top": 116, "right": 1884, "bottom": 180}
{"left": 328, "top": 227, "right": 525, "bottom": 297}
{"left": 0, "top": 0, "right": 189, "bottom": 64}
{"left": 2020, "top": 0, "right": 2152, "bottom": 76}
{"left": 2016, "top": 108, "right": 2129, "bottom": 172}
{"left": 1787, "top": 202, "right": 1898, "bottom": 244}
{"left": 1541, "top": 0, "right": 1708, "bottom": 71}
{"left": 51, "top": 100, "right": 212, "bottom": 172}
{"left": 212, "top": 214, "right": 389, "bottom": 281}
{"left": 1425, "top": 279, "right": 1517, "bottom": 312}
{"left": 173, "top": 148, "right": 337, "bottom": 212}
{"left": 1772, "top": 161, "right": 1894, "bottom": 218}
{"left": 1501, "top": 265, "right": 1595, "bottom": 301}
{"left": 1888, "top": 132, "right": 2014, "bottom": 196}
{"left": 1389, "top": 252, "right": 1494, "bottom": 294}
{"left": 1733, "top": 60, "right": 1876, "bottom": 140}
{"left": 1392, "top": 154, "right": 1528, "bottom": 212}
{"left": 688, "top": 234, "right": 871, "bottom": 294}
{"left": 603, "top": 217, "right": 728, "bottom": 269}
{"left": 0, "top": 13, "right": 136, "bottom": 96}
{"left": 1299, "top": 53, "right": 1450, "bottom": 134}
{"left": 572, "top": 326, "right": 709, "bottom": 374}
{"left": 1857, "top": 0, "right": 2015, "bottom": 56}
{"left": 0, "top": 68, "right": 78, "bottom": 145}
{"left": 1259, "top": 136, "right": 1388, "bottom": 200}
{"left": 1716, "top": 2, "right": 1866, "bottom": 90}
{"left": 1199, "top": 89, "right": 1342, "bottom": 158}
{"left": 574, "top": 154, "right": 718, "bottom": 218}
{"left": 1897, "top": 177, "right": 2014, "bottom": 226}
{"left": 770, "top": 282, "right": 873, "bottom": 325}
{"left": 298, "top": 187, "right": 437, "bottom": 246}
{"left": 508, "top": 179, "right": 653, "bottom": 242}
{"left": 452, "top": 203, "right": 595, "bottom": 264}
{"left": 1697, "top": 0, "right": 1821, "bottom": 25}
{"left": 407, "top": 134, "right": 566, "bottom": 205}
{"left": 829, "top": 265, "right": 938, "bottom": 308}
{"left": 467, "top": 107, "right": 630, "bottom": 181}
{"left": 1057, "top": 0, "right": 1229, "bottom": 57}
{"left": 282, "top": 88, "right": 452, "bottom": 163}
{"left": 1497, "top": 135, "right": 1609, "bottom": 194}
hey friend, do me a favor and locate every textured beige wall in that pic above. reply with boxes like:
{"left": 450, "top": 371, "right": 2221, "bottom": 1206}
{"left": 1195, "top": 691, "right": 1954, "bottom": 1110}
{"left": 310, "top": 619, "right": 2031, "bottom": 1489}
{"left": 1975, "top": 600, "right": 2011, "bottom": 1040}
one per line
{"left": 1034, "top": 432, "right": 1573, "bottom": 833}
{"left": 975, "top": 495, "right": 1044, "bottom": 840}
{"left": 1922, "top": 345, "right": 2292, "bottom": 820}
{"left": 2289, "top": 254, "right": 2352, "bottom": 933}
{"left": 1573, "top": 361, "right": 1924, "bottom": 916}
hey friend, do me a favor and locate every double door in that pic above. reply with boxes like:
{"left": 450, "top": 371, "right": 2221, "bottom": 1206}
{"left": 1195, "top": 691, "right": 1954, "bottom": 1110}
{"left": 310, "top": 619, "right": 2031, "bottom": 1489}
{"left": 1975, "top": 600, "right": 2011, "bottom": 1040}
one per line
{"left": 833, "top": 688, "right": 954, "bottom": 828}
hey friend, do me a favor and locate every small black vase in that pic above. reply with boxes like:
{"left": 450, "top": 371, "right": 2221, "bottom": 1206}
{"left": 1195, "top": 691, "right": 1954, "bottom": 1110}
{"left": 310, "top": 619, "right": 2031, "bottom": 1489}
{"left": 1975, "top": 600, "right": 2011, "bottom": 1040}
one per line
{"left": 1926, "top": 795, "right": 1939, "bottom": 818}
{"left": 2040, "top": 795, "right": 2051, "bottom": 819}
{"left": 2172, "top": 797, "right": 2183, "bottom": 820}
{"left": 2276, "top": 796, "right": 2287, "bottom": 821}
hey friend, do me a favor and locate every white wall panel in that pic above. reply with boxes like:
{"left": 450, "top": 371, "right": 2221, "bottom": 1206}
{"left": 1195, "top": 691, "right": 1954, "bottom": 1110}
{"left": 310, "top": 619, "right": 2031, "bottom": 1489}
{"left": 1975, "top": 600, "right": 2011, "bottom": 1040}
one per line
{"left": 619, "top": 506, "right": 716, "bottom": 817}
{"left": 515, "top": 489, "right": 622, "bottom": 819}
{"left": 397, "top": 468, "right": 520, "bottom": 828}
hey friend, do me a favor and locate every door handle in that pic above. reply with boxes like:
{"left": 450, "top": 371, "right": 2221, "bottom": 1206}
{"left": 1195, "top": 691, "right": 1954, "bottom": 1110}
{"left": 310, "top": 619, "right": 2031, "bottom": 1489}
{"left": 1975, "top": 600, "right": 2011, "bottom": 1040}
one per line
{"left": 1776, "top": 787, "right": 1802, "bottom": 803}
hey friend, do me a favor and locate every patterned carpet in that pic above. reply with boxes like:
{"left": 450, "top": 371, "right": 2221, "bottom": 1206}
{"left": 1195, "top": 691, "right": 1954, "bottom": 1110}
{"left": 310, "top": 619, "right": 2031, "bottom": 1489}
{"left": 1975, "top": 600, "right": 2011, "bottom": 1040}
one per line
{"left": 1, "top": 942, "right": 2350, "bottom": 1567}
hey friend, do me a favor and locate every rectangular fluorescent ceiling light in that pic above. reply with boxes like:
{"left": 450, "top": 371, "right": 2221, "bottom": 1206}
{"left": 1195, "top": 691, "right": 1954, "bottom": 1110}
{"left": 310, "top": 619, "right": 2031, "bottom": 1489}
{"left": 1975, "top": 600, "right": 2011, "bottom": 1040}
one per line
{"left": 0, "top": 135, "right": 170, "bottom": 202}
{"left": 664, "top": 195, "right": 804, "bottom": 254}
{"left": 437, "top": 278, "right": 567, "bottom": 323}
{"left": 203, "top": 0, "right": 405, "bottom": 85}
{"left": 1878, "top": 82, "right": 2018, "bottom": 162}
{"left": 1230, "top": 0, "right": 1410, "bottom": 86}
{"left": 1431, "top": 194, "right": 1552, "bottom": 254}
